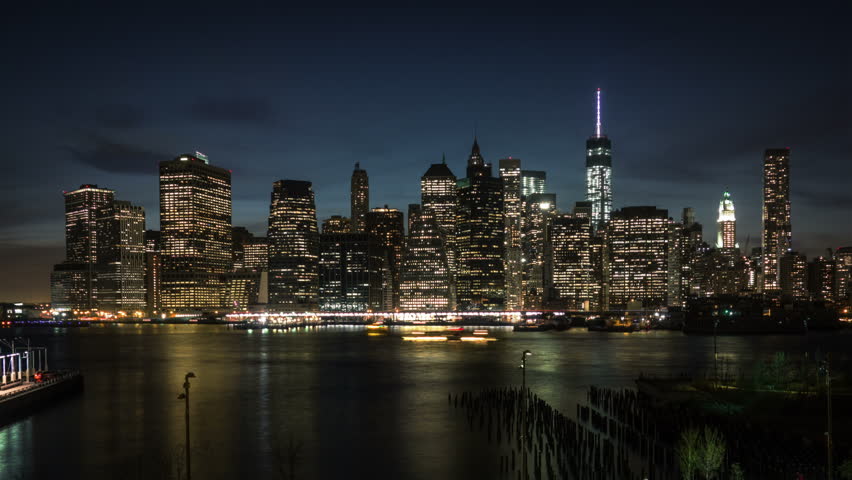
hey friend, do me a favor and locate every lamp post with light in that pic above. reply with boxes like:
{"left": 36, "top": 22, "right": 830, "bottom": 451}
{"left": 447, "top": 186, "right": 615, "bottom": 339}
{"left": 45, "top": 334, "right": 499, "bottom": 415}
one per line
{"left": 520, "top": 350, "right": 532, "bottom": 480}
{"left": 177, "top": 372, "right": 196, "bottom": 480}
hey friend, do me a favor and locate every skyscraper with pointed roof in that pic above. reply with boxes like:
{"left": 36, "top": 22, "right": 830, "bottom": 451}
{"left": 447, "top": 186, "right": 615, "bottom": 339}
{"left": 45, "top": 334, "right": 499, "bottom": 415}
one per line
{"left": 456, "top": 138, "right": 505, "bottom": 310}
{"left": 586, "top": 88, "right": 613, "bottom": 231}
{"left": 716, "top": 191, "right": 737, "bottom": 250}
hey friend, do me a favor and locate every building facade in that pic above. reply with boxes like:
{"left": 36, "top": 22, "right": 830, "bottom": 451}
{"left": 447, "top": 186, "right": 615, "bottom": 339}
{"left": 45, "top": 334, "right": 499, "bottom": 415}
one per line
{"left": 521, "top": 170, "right": 546, "bottom": 197}
{"left": 521, "top": 193, "right": 556, "bottom": 309}
{"left": 366, "top": 206, "right": 405, "bottom": 310}
{"left": 350, "top": 163, "right": 369, "bottom": 233}
{"left": 322, "top": 216, "right": 351, "bottom": 234}
{"left": 318, "top": 233, "right": 382, "bottom": 312}
{"left": 399, "top": 215, "right": 452, "bottom": 311}
{"left": 51, "top": 184, "right": 116, "bottom": 310}
{"left": 586, "top": 89, "right": 613, "bottom": 231}
{"left": 548, "top": 214, "right": 592, "bottom": 310}
{"left": 95, "top": 200, "right": 146, "bottom": 313}
{"left": 268, "top": 180, "right": 319, "bottom": 311}
{"left": 455, "top": 139, "right": 505, "bottom": 310}
{"left": 499, "top": 158, "right": 523, "bottom": 310}
{"left": 716, "top": 191, "right": 737, "bottom": 250}
{"left": 159, "top": 153, "right": 232, "bottom": 310}
{"left": 607, "top": 207, "right": 671, "bottom": 310}
{"left": 762, "top": 148, "right": 791, "bottom": 292}
{"left": 421, "top": 157, "right": 457, "bottom": 280}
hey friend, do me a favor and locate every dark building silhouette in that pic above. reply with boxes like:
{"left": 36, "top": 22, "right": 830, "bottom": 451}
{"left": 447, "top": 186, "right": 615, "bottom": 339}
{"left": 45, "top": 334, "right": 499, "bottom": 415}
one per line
{"left": 455, "top": 138, "right": 505, "bottom": 310}
{"left": 350, "top": 163, "right": 369, "bottom": 233}
{"left": 366, "top": 206, "right": 404, "bottom": 310}
{"left": 319, "top": 233, "right": 383, "bottom": 312}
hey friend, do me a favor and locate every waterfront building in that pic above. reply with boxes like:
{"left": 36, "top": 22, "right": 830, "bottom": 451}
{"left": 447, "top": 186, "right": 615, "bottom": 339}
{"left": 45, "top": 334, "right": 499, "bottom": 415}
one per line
{"left": 50, "top": 184, "right": 115, "bottom": 310}
{"left": 322, "top": 215, "right": 351, "bottom": 234}
{"left": 679, "top": 208, "right": 704, "bottom": 299}
{"left": 694, "top": 249, "right": 748, "bottom": 297}
{"left": 762, "top": 148, "right": 791, "bottom": 292}
{"left": 50, "top": 263, "right": 93, "bottom": 311}
{"left": 366, "top": 206, "right": 404, "bottom": 310}
{"left": 456, "top": 138, "right": 505, "bottom": 310}
{"left": 95, "top": 200, "right": 146, "bottom": 314}
{"left": 521, "top": 193, "right": 556, "bottom": 309}
{"left": 548, "top": 213, "right": 592, "bottom": 310}
{"left": 144, "top": 230, "right": 162, "bottom": 315}
{"left": 808, "top": 255, "right": 835, "bottom": 304}
{"left": 243, "top": 237, "right": 268, "bottom": 272}
{"left": 586, "top": 88, "right": 613, "bottom": 231}
{"left": 716, "top": 191, "right": 737, "bottom": 250}
{"left": 421, "top": 156, "right": 457, "bottom": 279}
{"left": 268, "top": 180, "right": 319, "bottom": 311}
{"left": 779, "top": 251, "right": 808, "bottom": 300}
{"left": 159, "top": 153, "right": 232, "bottom": 310}
{"left": 318, "top": 233, "right": 382, "bottom": 312}
{"left": 399, "top": 215, "right": 452, "bottom": 311}
{"left": 521, "top": 170, "right": 546, "bottom": 197}
{"left": 499, "top": 158, "right": 523, "bottom": 310}
{"left": 607, "top": 206, "right": 671, "bottom": 309}
{"left": 350, "top": 163, "right": 369, "bottom": 233}
{"left": 835, "top": 247, "right": 852, "bottom": 308}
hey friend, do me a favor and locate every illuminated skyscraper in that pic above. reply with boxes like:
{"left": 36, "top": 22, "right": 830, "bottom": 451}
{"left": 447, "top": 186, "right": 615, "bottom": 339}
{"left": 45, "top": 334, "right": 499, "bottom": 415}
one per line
{"left": 322, "top": 215, "right": 351, "bottom": 234}
{"left": 144, "top": 230, "right": 162, "bottom": 315}
{"left": 243, "top": 237, "right": 268, "bottom": 272}
{"left": 159, "top": 153, "right": 232, "bottom": 310}
{"left": 319, "top": 233, "right": 382, "bottom": 312}
{"left": 456, "top": 139, "right": 505, "bottom": 310}
{"left": 50, "top": 184, "right": 116, "bottom": 310}
{"left": 679, "top": 208, "right": 704, "bottom": 298}
{"left": 716, "top": 191, "right": 737, "bottom": 250}
{"left": 521, "top": 170, "right": 546, "bottom": 197}
{"left": 96, "top": 200, "right": 146, "bottom": 313}
{"left": 366, "top": 206, "right": 404, "bottom": 310}
{"left": 761, "top": 148, "right": 791, "bottom": 292}
{"left": 421, "top": 156, "right": 457, "bottom": 278}
{"left": 808, "top": 255, "right": 835, "bottom": 304}
{"left": 521, "top": 193, "right": 556, "bottom": 309}
{"left": 834, "top": 247, "right": 852, "bottom": 308}
{"left": 585, "top": 88, "right": 613, "bottom": 231}
{"left": 268, "top": 180, "right": 319, "bottom": 311}
{"left": 499, "top": 158, "right": 523, "bottom": 310}
{"left": 607, "top": 207, "right": 671, "bottom": 309}
{"left": 400, "top": 215, "right": 452, "bottom": 311}
{"left": 548, "top": 213, "right": 592, "bottom": 310}
{"left": 350, "top": 163, "right": 369, "bottom": 233}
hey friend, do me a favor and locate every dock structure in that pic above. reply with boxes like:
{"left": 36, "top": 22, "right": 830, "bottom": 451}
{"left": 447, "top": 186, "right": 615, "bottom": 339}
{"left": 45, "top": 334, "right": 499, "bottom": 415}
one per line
{"left": 0, "top": 370, "right": 84, "bottom": 426}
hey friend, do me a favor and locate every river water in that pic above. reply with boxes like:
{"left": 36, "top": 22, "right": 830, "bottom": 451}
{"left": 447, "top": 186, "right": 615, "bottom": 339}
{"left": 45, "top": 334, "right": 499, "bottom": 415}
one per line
{"left": 0, "top": 325, "right": 848, "bottom": 479}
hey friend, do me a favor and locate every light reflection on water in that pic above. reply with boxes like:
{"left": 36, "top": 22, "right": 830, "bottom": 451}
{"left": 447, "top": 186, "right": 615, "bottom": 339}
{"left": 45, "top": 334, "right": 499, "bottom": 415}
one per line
{"left": 0, "top": 325, "right": 848, "bottom": 479}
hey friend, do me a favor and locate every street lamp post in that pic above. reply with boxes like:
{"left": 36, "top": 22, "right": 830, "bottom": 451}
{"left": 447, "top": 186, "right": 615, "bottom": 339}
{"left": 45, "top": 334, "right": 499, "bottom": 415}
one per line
{"left": 177, "top": 372, "right": 196, "bottom": 480}
{"left": 822, "top": 355, "right": 833, "bottom": 479}
{"left": 713, "top": 317, "right": 719, "bottom": 389}
{"left": 520, "top": 350, "right": 532, "bottom": 480}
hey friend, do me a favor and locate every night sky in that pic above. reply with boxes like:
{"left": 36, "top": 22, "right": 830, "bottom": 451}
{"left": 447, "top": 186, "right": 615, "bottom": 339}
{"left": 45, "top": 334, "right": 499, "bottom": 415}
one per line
{"left": 2, "top": 6, "right": 850, "bottom": 302}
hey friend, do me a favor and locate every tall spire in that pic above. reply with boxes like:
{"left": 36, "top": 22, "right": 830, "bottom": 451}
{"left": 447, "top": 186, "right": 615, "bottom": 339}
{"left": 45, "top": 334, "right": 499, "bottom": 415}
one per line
{"left": 595, "top": 88, "right": 602, "bottom": 138}
{"left": 442, "top": 153, "right": 446, "bottom": 164}
{"left": 468, "top": 137, "right": 483, "bottom": 167}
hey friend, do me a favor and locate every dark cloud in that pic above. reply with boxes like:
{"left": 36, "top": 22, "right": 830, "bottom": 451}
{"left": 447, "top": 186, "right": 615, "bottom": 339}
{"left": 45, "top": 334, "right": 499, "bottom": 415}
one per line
{"left": 63, "top": 134, "right": 167, "bottom": 175}
{"left": 94, "top": 104, "right": 146, "bottom": 129}
{"left": 188, "top": 97, "right": 278, "bottom": 126}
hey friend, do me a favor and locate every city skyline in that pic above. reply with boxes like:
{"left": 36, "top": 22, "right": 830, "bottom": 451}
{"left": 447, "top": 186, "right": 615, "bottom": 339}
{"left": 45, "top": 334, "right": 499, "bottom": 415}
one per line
{"left": 3, "top": 6, "right": 850, "bottom": 302}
